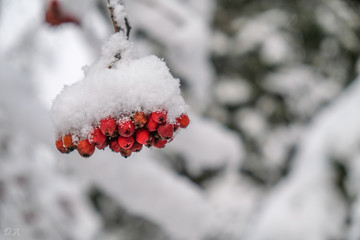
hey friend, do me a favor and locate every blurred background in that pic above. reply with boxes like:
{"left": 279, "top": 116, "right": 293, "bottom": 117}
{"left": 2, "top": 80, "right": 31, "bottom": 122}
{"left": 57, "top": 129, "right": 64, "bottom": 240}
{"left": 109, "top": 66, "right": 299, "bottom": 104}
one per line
{"left": 1, "top": 0, "right": 360, "bottom": 239}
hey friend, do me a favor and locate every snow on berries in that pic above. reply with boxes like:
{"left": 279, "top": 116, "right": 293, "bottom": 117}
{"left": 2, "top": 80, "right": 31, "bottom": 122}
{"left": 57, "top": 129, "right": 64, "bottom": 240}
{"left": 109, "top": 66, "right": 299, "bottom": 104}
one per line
{"left": 51, "top": 31, "right": 190, "bottom": 158}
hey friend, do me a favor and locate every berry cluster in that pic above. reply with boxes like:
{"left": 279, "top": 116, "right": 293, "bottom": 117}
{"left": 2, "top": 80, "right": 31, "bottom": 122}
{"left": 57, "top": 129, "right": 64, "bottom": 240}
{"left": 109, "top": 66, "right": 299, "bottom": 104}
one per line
{"left": 55, "top": 111, "right": 189, "bottom": 158}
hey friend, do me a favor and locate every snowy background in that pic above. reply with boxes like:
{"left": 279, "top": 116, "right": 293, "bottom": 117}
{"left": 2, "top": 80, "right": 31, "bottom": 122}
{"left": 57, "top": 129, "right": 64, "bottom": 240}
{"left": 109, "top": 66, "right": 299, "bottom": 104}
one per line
{"left": 1, "top": 0, "right": 360, "bottom": 239}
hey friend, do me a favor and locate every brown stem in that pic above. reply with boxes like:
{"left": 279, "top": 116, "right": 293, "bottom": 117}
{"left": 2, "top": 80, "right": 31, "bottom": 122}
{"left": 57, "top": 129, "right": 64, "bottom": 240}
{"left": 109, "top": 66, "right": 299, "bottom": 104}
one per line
{"left": 107, "top": 0, "right": 131, "bottom": 39}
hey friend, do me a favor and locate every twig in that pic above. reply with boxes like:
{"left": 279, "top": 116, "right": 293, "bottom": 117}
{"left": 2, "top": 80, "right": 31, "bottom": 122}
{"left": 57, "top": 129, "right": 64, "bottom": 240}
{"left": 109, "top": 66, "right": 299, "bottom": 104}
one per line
{"left": 107, "top": 0, "right": 131, "bottom": 39}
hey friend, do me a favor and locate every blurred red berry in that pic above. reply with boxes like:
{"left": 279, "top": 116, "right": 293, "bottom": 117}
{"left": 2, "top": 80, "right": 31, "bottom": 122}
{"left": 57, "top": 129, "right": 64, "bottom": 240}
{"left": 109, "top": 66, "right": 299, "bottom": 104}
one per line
{"left": 145, "top": 137, "right": 154, "bottom": 147}
{"left": 153, "top": 139, "right": 167, "bottom": 149}
{"left": 118, "top": 119, "right": 135, "bottom": 137}
{"left": 109, "top": 138, "right": 121, "bottom": 153}
{"left": 145, "top": 117, "right": 158, "bottom": 132}
{"left": 63, "top": 134, "right": 76, "bottom": 151}
{"left": 133, "top": 112, "right": 148, "bottom": 128}
{"left": 151, "top": 110, "right": 167, "bottom": 124}
{"left": 45, "top": 0, "right": 80, "bottom": 26}
{"left": 176, "top": 114, "right": 190, "bottom": 128}
{"left": 157, "top": 123, "right": 174, "bottom": 139}
{"left": 89, "top": 127, "right": 107, "bottom": 146}
{"left": 118, "top": 136, "right": 135, "bottom": 149}
{"left": 77, "top": 139, "right": 95, "bottom": 158}
{"left": 56, "top": 137, "right": 68, "bottom": 154}
{"left": 100, "top": 116, "right": 117, "bottom": 137}
{"left": 130, "top": 142, "right": 143, "bottom": 152}
{"left": 135, "top": 128, "right": 151, "bottom": 144}
{"left": 96, "top": 139, "right": 109, "bottom": 150}
{"left": 120, "top": 148, "right": 132, "bottom": 158}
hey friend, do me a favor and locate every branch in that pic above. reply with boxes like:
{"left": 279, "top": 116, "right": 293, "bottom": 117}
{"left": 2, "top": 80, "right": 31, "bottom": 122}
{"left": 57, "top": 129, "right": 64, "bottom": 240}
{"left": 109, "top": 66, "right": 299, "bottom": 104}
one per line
{"left": 107, "top": 0, "right": 131, "bottom": 39}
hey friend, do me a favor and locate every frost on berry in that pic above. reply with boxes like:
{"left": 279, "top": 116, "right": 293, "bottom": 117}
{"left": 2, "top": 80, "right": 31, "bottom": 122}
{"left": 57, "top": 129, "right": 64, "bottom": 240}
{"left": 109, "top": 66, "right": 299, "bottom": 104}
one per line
{"left": 118, "top": 119, "right": 135, "bottom": 137}
{"left": 77, "top": 139, "right": 95, "bottom": 158}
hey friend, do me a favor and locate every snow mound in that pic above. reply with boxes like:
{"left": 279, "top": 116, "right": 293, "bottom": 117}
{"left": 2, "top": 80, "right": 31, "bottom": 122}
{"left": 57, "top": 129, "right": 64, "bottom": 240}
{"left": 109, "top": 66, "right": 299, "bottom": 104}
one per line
{"left": 51, "top": 33, "right": 187, "bottom": 137}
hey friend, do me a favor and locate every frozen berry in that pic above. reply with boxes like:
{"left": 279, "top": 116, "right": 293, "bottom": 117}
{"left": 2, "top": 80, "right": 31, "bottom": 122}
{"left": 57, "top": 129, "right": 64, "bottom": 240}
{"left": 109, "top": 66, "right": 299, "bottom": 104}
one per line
{"left": 56, "top": 137, "right": 68, "bottom": 154}
{"left": 77, "top": 139, "right": 95, "bottom": 158}
{"left": 63, "top": 134, "right": 76, "bottom": 151}
{"left": 176, "top": 114, "right": 190, "bottom": 128}
{"left": 96, "top": 139, "right": 109, "bottom": 150}
{"left": 151, "top": 110, "right": 167, "bottom": 124}
{"left": 118, "top": 119, "right": 135, "bottom": 137}
{"left": 120, "top": 148, "right": 132, "bottom": 158}
{"left": 89, "top": 128, "right": 107, "bottom": 146}
{"left": 133, "top": 112, "right": 148, "bottom": 128}
{"left": 157, "top": 123, "right": 174, "bottom": 139}
{"left": 130, "top": 142, "right": 143, "bottom": 152}
{"left": 100, "top": 116, "right": 117, "bottom": 137}
{"left": 145, "top": 117, "right": 158, "bottom": 132}
{"left": 109, "top": 138, "right": 121, "bottom": 153}
{"left": 135, "top": 128, "right": 151, "bottom": 145}
{"left": 153, "top": 139, "right": 167, "bottom": 149}
{"left": 118, "top": 136, "right": 135, "bottom": 149}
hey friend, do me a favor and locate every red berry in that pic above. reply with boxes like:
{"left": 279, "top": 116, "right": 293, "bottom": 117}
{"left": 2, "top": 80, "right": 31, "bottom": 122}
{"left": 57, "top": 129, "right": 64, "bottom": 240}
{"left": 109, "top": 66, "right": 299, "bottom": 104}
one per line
{"left": 89, "top": 128, "right": 107, "bottom": 146}
{"left": 96, "top": 139, "right": 109, "bottom": 150}
{"left": 151, "top": 111, "right": 167, "bottom": 124}
{"left": 118, "top": 119, "right": 135, "bottom": 137}
{"left": 145, "top": 137, "right": 154, "bottom": 148}
{"left": 157, "top": 123, "right": 174, "bottom": 139}
{"left": 120, "top": 148, "right": 132, "bottom": 158}
{"left": 109, "top": 138, "right": 121, "bottom": 153}
{"left": 56, "top": 137, "right": 68, "bottom": 154}
{"left": 118, "top": 136, "right": 135, "bottom": 149}
{"left": 176, "top": 114, "right": 190, "bottom": 128}
{"left": 130, "top": 142, "right": 143, "bottom": 152}
{"left": 63, "top": 134, "right": 76, "bottom": 151}
{"left": 133, "top": 112, "right": 148, "bottom": 128}
{"left": 100, "top": 116, "right": 117, "bottom": 137}
{"left": 135, "top": 128, "right": 151, "bottom": 145}
{"left": 153, "top": 139, "right": 167, "bottom": 149}
{"left": 146, "top": 117, "right": 158, "bottom": 132}
{"left": 77, "top": 139, "right": 95, "bottom": 158}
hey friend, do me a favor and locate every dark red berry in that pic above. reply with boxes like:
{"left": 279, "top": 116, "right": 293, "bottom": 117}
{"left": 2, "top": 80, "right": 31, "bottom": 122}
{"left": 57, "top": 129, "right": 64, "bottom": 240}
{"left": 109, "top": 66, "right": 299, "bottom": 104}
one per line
{"left": 130, "top": 142, "right": 143, "bottom": 152}
{"left": 153, "top": 139, "right": 167, "bottom": 149}
{"left": 157, "top": 123, "right": 174, "bottom": 139}
{"left": 120, "top": 148, "right": 132, "bottom": 158}
{"left": 109, "top": 138, "right": 121, "bottom": 153}
{"left": 96, "top": 139, "right": 108, "bottom": 150}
